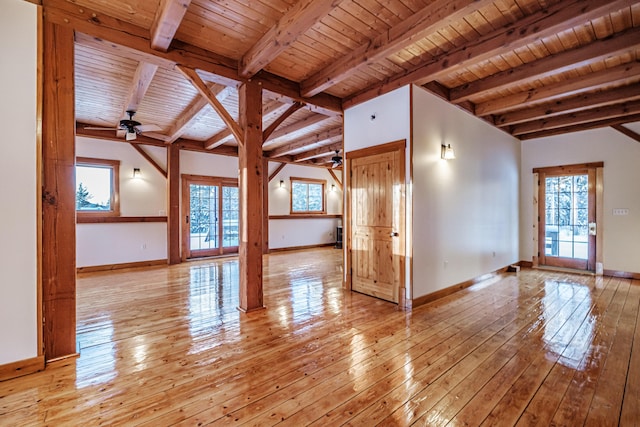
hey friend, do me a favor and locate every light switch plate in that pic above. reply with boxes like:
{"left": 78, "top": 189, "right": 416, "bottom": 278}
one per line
{"left": 613, "top": 208, "right": 629, "bottom": 216}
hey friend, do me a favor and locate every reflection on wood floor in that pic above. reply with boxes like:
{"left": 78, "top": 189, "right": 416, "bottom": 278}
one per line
{"left": 1, "top": 247, "right": 639, "bottom": 426}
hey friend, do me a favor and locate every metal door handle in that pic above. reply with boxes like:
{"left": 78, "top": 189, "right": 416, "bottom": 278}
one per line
{"left": 390, "top": 231, "right": 399, "bottom": 237}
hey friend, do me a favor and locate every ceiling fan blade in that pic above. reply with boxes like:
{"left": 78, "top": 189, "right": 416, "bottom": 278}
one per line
{"left": 135, "top": 124, "right": 162, "bottom": 133}
{"left": 84, "top": 126, "right": 119, "bottom": 131}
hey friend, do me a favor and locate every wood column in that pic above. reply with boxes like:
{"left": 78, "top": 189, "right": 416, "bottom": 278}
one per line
{"left": 238, "top": 80, "right": 264, "bottom": 312}
{"left": 42, "top": 21, "right": 76, "bottom": 361}
{"left": 262, "top": 157, "right": 269, "bottom": 254}
{"left": 167, "top": 143, "right": 181, "bottom": 264}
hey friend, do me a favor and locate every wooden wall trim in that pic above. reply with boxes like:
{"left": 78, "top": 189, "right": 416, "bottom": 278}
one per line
{"left": 0, "top": 356, "right": 45, "bottom": 382}
{"left": 532, "top": 162, "right": 604, "bottom": 174}
{"left": 268, "top": 243, "right": 335, "bottom": 253}
{"left": 346, "top": 139, "right": 406, "bottom": 160}
{"left": 36, "top": 3, "right": 44, "bottom": 359}
{"left": 77, "top": 259, "right": 167, "bottom": 273}
{"left": 603, "top": 269, "right": 640, "bottom": 280}
{"left": 269, "top": 214, "right": 342, "bottom": 220}
{"left": 77, "top": 216, "right": 167, "bottom": 223}
{"left": 411, "top": 266, "right": 512, "bottom": 309}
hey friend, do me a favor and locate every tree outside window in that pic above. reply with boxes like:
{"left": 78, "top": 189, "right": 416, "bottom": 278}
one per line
{"left": 290, "top": 177, "right": 326, "bottom": 214}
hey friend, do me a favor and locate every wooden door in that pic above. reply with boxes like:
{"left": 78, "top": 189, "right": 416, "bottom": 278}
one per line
{"left": 537, "top": 164, "right": 599, "bottom": 271}
{"left": 348, "top": 141, "right": 404, "bottom": 303}
{"left": 181, "top": 175, "right": 239, "bottom": 260}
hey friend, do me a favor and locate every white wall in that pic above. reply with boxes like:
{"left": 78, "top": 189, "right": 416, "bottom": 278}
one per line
{"left": 343, "top": 86, "right": 411, "bottom": 152}
{"left": 76, "top": 141, "right": 343, "bottom": 265}
{"left": 76, "top": 137, "right": 168, "bottom": 267}
{"left": 0, "top": 0, "right": 38, "bottom": 365}
{"left": 411, "top": 87, "right": 520, "bottom": 299}
{"left": 521, "top": 128, "right": 640, "bottom": 274}
{"left": 268, "top": 163, "right": 342, "bottom": 249}
{"left": 344, "top": 86, "right": 412, "bottom": 293}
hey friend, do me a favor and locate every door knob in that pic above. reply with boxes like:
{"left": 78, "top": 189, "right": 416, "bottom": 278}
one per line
{"left": 390, "top": 231, "right": 399, "bottom": 237}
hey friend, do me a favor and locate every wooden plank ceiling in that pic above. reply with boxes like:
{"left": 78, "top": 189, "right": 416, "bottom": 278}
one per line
{"left": 50, "top": 0, "right": 640, "bottom": 167}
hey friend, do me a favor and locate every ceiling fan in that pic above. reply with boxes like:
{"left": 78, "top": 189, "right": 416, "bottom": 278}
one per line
{"left": 84, "top": 110, "right": 161, "bottom": 141}
{"left": 331, "top": 150, "right": 343, "bottom": 168}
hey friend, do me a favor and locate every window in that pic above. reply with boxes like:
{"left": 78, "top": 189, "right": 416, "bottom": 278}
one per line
{"left": 290, "top": 177, "right": 326, "bottom": 214}
{"left": 76, "top": 157, "right": 120, "bottom": 216}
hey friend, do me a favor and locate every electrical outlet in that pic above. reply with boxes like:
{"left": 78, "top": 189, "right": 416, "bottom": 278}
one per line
{"left": 142, "top": 243, "right": 147, "bottom": 250}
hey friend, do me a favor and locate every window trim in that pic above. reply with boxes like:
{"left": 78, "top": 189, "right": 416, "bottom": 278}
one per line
{"left": 76, "top": 157, "right": 120, "bottom": 217}
{"left": 289, "top": 176, "right": 326, "bottom": 214}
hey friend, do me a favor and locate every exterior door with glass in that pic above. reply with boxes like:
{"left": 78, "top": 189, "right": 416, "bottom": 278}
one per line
{"left": 536, "top": 164, "right": 598, "bottom": 271}
{"left": 182, "top": 175, "right": 239, "bottom": 259}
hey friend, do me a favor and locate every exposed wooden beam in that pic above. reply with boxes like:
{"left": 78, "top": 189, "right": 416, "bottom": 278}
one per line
{"left": 301, "top": 0, "right": 494, "bottom": 97}
{"left": 240, "top": 0, "right": 339, "bottom": 78}
{"left": 130, "top": 143, "right": 167, "bottom": 178}
{"left": 166, "top": 85, "right": 233, "bottom": 143}
{"left": 167, "top": 143, "right": 181, "bottom": 264}
{"left": 611, "top": 124, "right": 640, "bottom": 143}
{"left": 292, "top": 141, "right": 342, "bottom": 162}
{"left": 177, "top": 66, "right": 243, "bottom": 145}
{"left": 46, "top": 1, "right": 342, "bottom": 115}
{"left": 266, "top": 126, "right": 342, "bottom": 157}
{"left": 264, "top": 113, "right": 335, "bottom": 145}
{"left": 512, "top": 100, "right": 640, "bottom": 136}
{"left": 42, "top": 20, "right": 77, "bottom": 361}
{"left": 496, "top": 84, "right": 640, "bottom": 127}
{"left": 342, "top": 0, "right": 635, "bottom": 109}
{"left": 121, "top": 62, "right": 158, "bottom": 117}
{"left": 268, "top": 163, "right": 286, "bottom": 181}
{"left": 450, "top": 26, "right": 640, "bottom": 104}
{"left": 237, "top": 80, "right": 264, "bottom": 312}
{"left": 416, "top": 0, "right": 633, "bottom": 86}
{"left": 149, "top": 0, "right": 191, "bottom": 52}
{"left": 328, "top": 169, "right": 342, "bottom": 191}
{"left": 519, "top": 113, "right": 640, "bottom": 140}
{"left": 204, "top": 129, "right": 233, "bottom": 150}
{"left": 475, "top": 61, "right": 640, "bottom": 116}
{"left": 262, "top": 102, "right": 304, "bottom": 143}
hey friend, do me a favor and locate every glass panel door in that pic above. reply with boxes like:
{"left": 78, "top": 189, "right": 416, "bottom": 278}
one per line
{"left": 182, "top": 176, "right": 239, "bottom": 259}
{"left": 189, "top": 184, "right": 219, "bottom": 256}
{"left": 221, "top": 186, "right": 239, "bottom": 251}
{"left": 539, "top": 168, "right": 596, "bottom": 271}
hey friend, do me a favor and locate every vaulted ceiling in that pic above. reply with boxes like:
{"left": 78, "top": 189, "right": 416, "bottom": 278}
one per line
{"left": 42, "top": 0, "right": 640, "bottom": 167}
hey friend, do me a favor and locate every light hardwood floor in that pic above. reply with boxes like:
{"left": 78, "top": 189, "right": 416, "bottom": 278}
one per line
{"left": 1, "top": 247, "right": 639, "bottom": 426}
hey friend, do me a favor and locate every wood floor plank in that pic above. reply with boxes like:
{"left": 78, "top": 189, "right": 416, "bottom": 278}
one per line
{"left": 479, "top": 276, "right": 616, "bottom": 427}
{"left": 531, "top": 277, "right": 631, "bottom": 426}
{"left": 0, "top": 250, "right": 639, "bottom": 426}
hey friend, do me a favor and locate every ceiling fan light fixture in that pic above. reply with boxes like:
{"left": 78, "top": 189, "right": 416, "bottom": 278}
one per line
{"left": 125, "top": 129, "right": 137, "bottom": 141}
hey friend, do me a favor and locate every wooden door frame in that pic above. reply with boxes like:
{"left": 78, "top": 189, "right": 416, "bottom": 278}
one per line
{"left": 181, "top": 174, "right": 239, "bottom": 261}
{"left": 533, "top": 162, "right": 603, "bottom": 273}
{"left": 344, "top": 140, "right": 406, "bottom": 307}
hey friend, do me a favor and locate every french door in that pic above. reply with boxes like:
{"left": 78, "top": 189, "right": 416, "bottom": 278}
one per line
{"left": 182, "top": 175, "right": 239, "bottom": 259}
{"left": 536, "top": 164, "right": 600, "bottom": 271}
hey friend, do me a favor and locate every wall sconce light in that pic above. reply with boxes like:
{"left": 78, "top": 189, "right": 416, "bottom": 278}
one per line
{"left": 331, "top": 183, "right": 336, "bottom": 192}
{"left": 133, "top": 168, "right": 141, "bottom": 178}
{"left": 279, "top": 179, "right": 284, "bottom": 188}
{"left": 441, "top": 144, "right": 455, "bottom": 160}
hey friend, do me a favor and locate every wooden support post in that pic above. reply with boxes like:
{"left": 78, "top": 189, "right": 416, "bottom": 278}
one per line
{"left": 42, "top": 21, "right": 77, "bottom": 361}
{"left": 167, "top": 143, "right": 181, "bottom": 264}
{"left": 262, "top": 157, "right": 270, "bottom": 254}
{"left": 238, "top": 80, "right": 264, "bottom": 312}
